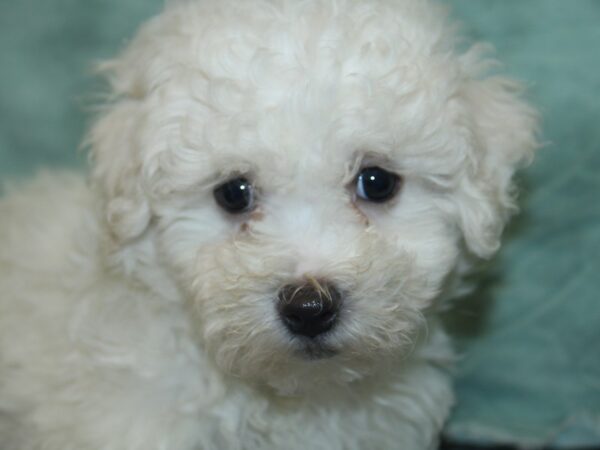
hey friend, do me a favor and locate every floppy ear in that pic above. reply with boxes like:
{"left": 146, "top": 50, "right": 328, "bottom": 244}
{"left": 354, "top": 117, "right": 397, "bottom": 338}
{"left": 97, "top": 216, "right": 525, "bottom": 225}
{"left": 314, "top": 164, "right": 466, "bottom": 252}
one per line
{"left": 456, "top": 65, "right": 539, "bottom": 259}
{"left": 87, "top": 99, "right": 151, "bottom": 244}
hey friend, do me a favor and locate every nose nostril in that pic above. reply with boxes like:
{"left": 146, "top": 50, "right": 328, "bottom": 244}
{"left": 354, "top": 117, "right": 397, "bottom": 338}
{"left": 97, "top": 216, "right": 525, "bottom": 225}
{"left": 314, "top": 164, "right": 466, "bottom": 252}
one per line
{"left": 277, "top": 281, "right": 342, "bottom": 338}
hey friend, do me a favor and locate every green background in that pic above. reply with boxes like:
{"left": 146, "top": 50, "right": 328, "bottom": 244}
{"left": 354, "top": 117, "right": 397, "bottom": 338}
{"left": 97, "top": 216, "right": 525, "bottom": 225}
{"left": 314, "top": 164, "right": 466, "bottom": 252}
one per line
{"left": 1, "top": 1, "right": 599, "bottom": 446}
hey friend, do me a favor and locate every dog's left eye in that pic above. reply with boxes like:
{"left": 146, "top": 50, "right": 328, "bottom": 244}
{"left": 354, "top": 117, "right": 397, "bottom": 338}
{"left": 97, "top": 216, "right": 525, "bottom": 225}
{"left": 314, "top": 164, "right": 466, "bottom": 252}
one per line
{"left": 213, "top": 177, "right": 255, "bottom": 213}
{"left": 355, "top": 167, "right": 401, "bottom": 203}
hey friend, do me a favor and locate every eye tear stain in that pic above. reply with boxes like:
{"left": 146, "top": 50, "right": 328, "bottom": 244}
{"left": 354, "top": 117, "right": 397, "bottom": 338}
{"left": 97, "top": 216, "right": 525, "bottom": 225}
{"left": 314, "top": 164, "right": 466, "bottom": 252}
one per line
{"left": 351, "top": 200, "right": 370, "bottom": 227}
{"left": 250, "top": 209, "right": 264, "bottom": 221}
{"left": 239, "top": 208, "right": 264, "bottom": 233}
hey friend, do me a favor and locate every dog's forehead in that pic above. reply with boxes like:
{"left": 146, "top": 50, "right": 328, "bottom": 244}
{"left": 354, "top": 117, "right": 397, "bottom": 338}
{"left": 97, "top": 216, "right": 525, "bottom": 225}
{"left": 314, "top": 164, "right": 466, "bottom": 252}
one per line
{"left": 179, "top": 86, "right": 406, "bottom": 185}
{"left": 133, "top": 0, "right": 467, "bottom": 191}
{"left": 173, "top": 73, "right": 462, "bottom": 187}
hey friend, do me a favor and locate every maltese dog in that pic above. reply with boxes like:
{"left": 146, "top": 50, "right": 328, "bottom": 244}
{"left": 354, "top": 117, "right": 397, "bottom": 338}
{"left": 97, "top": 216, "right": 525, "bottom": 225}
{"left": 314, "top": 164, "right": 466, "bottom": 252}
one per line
{"left": 0, "top": 0, "right": 537, "bottom": 449}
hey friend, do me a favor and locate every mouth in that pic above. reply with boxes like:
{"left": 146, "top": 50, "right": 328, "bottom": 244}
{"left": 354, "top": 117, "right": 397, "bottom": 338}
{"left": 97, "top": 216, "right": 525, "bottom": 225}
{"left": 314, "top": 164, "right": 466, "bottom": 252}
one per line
{"left": 294, "top": 339, "right": 339, "bottom": 360}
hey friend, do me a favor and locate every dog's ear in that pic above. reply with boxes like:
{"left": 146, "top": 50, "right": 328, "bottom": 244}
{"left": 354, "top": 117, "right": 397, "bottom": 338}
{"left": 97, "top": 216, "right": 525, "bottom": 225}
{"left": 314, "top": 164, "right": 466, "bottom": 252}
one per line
{"left": 456, "top": 56, "right": 539, "bottom": 259}
{"left": 87, "top": 99, "right": 151, "bottom": 244}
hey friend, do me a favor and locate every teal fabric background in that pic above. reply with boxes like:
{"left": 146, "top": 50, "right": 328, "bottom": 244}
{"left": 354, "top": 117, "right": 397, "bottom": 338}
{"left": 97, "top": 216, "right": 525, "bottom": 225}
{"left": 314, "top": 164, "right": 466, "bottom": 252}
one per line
{"left": 1, "top": 0, "right": 598, "bottom": 447}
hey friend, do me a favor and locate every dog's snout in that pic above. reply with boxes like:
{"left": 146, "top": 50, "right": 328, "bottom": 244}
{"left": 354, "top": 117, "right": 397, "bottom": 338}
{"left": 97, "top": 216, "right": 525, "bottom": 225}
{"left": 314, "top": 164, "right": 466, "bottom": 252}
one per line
{"left": 277, "top": 282, "right": 341, "bottom": 338}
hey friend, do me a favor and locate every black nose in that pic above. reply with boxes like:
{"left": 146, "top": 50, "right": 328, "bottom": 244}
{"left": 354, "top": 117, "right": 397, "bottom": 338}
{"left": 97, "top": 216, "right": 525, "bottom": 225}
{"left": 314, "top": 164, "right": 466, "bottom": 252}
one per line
{"left": 277, "top": 282, "right": 342, "bottom": 338}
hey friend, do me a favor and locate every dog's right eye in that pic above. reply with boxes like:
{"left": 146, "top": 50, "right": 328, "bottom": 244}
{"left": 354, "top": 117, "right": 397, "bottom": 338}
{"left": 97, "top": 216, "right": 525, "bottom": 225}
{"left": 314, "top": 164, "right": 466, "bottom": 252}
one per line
{"left": 213, "top": 177, "right": 255, "bottom": 214}
{"left": 355, "top": 166, "right": 401, "bottom": 203}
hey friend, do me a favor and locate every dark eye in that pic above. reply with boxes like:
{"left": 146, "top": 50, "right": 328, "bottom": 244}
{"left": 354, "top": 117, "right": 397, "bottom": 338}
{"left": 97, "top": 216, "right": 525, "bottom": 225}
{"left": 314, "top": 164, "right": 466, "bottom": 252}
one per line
{"left": 213, "top": 177, "right": 254, "bottom": 213}
{"left": 355, "top": 167, "right": 401, "bottom": 203}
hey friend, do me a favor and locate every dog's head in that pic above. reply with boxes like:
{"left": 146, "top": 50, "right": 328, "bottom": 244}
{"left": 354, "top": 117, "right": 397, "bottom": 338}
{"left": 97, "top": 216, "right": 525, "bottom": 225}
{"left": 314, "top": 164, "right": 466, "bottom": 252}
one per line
{"left": 88, "top": 0, "right": 537, "bottom": 393}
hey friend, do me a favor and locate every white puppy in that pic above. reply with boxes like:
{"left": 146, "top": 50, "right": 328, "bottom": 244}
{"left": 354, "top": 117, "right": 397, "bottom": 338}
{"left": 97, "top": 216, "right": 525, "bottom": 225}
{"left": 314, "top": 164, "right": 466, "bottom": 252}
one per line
{"left": 0, "top": 0, "right": 537, "bottom": 449}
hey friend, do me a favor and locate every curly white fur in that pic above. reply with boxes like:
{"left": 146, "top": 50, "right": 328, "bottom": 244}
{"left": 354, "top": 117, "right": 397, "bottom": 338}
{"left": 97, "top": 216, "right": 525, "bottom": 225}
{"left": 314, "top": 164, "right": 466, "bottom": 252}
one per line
{"left": 0, "top": 0, "right": 537, "bottom": 449}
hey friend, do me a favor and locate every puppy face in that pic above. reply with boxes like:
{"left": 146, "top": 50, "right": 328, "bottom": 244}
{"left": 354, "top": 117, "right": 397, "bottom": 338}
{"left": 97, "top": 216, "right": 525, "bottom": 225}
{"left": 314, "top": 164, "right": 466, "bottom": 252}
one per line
{"left": 89, "top": 0, "right": 537, "bottom": 393}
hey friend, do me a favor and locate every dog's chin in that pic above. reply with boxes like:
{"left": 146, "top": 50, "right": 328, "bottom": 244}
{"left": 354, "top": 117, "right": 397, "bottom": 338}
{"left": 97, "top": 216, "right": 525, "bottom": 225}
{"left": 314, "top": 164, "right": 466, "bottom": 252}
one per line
{"left": 260, "top": 337, "right": 386, "bottom": 396}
